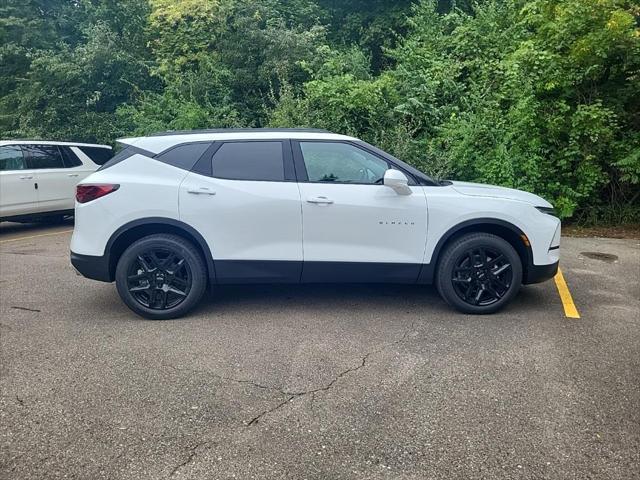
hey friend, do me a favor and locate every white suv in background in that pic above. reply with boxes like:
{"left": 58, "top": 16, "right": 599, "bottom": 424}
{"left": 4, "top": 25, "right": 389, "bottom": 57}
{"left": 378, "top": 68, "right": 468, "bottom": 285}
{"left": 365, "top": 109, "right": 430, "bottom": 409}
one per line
{"left": 0, "top": 140, "right": 112, "bottom": 223}
{"left": 70, "top": 129, "right": 560, "bottom": 319}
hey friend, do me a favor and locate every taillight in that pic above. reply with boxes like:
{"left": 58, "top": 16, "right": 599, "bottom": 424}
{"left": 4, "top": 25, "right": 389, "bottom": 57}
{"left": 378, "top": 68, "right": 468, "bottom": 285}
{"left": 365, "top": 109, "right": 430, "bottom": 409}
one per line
{"left": 76, "top": 184, "right": 120, "bottom": 204}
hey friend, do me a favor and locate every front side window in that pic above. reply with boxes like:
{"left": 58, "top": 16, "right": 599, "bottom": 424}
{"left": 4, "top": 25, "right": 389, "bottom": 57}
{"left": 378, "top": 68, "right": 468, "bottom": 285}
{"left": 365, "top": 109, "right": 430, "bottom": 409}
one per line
{"left": 299, "top": 142, "right": 389, "bottom": 184}
{"left": 0, "top": 145, "right": 26, "bottom": 171}
{"left": 23, "top": 145, "right": 65, "bottom": 169}
{"left": 212, "top": 141, "right": 284, "bottom": 181}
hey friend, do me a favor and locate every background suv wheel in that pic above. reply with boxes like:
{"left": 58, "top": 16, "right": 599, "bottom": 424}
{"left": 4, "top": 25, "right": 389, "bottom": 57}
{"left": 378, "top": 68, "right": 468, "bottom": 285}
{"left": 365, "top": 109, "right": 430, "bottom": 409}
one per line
{"left": 436, "top": 233, "right": 523, "bottom": 314}
{"left": 115, "top": 234, "right": 207, "bottom": 320}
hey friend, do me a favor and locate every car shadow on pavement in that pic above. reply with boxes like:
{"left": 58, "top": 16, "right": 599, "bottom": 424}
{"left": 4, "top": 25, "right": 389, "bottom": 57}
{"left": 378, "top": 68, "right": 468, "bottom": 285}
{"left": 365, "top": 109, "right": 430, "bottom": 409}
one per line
{"left": 0, "top": 218, "right": 74, "bottom": 237}
{"left": 186, "top": 282, "right": 557, "bottom": 320}
{"left": 203, "top": 283, "right": 443, "bottom": 308}
{"left": 67, "top": 272, "right": 559, "bottom": 324}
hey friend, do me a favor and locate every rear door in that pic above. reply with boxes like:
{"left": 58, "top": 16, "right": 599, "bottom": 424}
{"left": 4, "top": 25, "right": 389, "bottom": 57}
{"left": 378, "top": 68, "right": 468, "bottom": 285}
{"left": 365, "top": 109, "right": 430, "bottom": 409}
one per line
{"left": 0, "top": 145, "right": 37, "bottom": 218}
{"left": 179, "top": 140, "right": 303, "bottom": 283}
{"left": 22, "top": 144, "right": 86, "bottom": 212}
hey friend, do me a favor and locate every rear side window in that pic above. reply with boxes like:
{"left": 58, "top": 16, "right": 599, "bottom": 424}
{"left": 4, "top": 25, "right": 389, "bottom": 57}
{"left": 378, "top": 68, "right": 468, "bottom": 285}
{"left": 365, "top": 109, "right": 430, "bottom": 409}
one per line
{"left": 155, "top": 142, "right": 211, "bottom": 171}
{"left": 0, "top": 145, "right": 26, "bottom": 171}
{"left": 78, "top": 146, "right": 113, "bottom": 165}
{"left": 23, "top": 145, "right": 65, "bottom": 169}
{"left": 212, "top": 141, "right": 284, "bottom": 181}
{"left": 97, "top": 146, "right": 137, "bottom": 171}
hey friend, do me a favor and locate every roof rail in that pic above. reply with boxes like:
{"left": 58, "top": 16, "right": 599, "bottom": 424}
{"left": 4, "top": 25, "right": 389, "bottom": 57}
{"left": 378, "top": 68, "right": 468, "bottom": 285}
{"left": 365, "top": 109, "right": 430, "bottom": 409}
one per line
{"left": 1, "top": 138, "right": 109, "bottom": 146}
{"left": 147, "top": 128, "right": 331, "bottom": 137}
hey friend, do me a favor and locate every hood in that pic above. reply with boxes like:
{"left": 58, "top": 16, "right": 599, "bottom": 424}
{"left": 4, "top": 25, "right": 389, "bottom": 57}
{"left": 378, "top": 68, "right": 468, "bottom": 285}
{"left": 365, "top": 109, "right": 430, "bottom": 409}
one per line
{"left": 449, "top": 181, "right": 552, "bottom": 208}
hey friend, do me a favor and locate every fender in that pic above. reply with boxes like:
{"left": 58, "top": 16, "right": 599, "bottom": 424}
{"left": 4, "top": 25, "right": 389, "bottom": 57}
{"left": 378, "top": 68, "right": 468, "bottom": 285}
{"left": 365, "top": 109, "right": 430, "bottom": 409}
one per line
{"left": 106, "top": 217, "right": 216, "bottom": 284}
{"left": 418, "top": 218, "right": 533, "bottom": 284}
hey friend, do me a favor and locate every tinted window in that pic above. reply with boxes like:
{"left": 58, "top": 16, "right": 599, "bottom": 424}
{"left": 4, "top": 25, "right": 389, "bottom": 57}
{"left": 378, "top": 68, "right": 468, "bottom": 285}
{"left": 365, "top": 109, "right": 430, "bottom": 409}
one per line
{"left": 300, "top": 142, "right": 389, "bottom": 184}
{"left": 97, "top": 146, "right": 137, "bottom": 171}
{"left": 212, "top": 142, "right": 284, "bottom": 181}
{"left": 79, "top": 146, "right": 113, "bottom": 165}
{"left": 0, "top": 145, "right": 26, "bottom": 171}
{"left": 23, "top": 145, "right": 65, "bottom": 169}
{"left": 60, "top": 146, "right": 83, "bottom": 167}
{"left": 155, "top": 142, "right": 211, "bottom": 171}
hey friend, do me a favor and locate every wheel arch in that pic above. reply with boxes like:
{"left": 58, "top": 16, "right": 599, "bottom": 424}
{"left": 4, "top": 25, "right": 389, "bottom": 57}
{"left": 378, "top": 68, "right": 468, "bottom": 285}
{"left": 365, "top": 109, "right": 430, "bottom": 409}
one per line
{"left": 105, "top": 218, "right": 215, "bottom": 284}
{"left": 419, "top": 218, "right": 533, "bottom": 284}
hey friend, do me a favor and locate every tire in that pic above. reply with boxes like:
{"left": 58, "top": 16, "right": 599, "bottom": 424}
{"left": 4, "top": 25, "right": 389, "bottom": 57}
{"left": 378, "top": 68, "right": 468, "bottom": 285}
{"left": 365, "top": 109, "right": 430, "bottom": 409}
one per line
{"left": 115, "top": 234, "right": 207, "bottom": 320}
{"left": 435, "top": 233, "right": 523, "bottom": 314}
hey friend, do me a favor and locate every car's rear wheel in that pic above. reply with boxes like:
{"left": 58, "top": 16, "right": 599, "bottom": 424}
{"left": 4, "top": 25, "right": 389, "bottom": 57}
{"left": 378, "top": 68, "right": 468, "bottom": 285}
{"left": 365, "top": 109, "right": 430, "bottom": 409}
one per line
{"left": 115, "top": 234, "right": 207, "bottom": 320}
{"left": 436, "top": 233, "right": 522, "bottom": 314}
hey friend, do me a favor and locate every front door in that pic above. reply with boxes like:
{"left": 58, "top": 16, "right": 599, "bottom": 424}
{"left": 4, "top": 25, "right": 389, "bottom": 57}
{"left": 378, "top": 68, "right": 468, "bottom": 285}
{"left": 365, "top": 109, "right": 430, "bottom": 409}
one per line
{"left": 294, "top": 141, "right": 428, "bottom": 283}
{"left": 179, "top": 140, "right": 303, "bottom": 283}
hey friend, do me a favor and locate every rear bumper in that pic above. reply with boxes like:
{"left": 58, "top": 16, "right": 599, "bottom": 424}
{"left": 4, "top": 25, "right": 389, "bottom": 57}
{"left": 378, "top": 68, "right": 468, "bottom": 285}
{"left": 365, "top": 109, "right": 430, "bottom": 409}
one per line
{"left": 524, "top": 260, "right": 559, "bottom": 285}
{"left": 70, "top": 251, "right": 112, "bottom": 282}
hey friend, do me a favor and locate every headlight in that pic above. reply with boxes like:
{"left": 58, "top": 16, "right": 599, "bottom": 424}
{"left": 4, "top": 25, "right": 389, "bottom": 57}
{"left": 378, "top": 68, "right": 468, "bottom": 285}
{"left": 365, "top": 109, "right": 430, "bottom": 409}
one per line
{"left": 535, "top": 206, "right": 558, "bottom": 217}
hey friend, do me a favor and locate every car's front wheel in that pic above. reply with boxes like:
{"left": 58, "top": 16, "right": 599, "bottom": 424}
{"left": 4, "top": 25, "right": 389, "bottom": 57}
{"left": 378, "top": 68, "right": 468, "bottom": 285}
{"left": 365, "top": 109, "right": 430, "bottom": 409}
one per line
{"left": 436, "top": 233, "right": 522, "bottom": 314}
{"left": 115, "top": 234, "right": 207, "bottom": 320}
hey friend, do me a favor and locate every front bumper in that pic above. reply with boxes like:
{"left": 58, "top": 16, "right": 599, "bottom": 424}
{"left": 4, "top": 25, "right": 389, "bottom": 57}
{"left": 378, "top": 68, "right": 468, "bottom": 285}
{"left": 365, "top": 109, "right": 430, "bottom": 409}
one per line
{"left": 524, "top": 260, "right": 559, "bottom": 285}
{"left": 70, "top": 251, "right": 112, "bottom": 282}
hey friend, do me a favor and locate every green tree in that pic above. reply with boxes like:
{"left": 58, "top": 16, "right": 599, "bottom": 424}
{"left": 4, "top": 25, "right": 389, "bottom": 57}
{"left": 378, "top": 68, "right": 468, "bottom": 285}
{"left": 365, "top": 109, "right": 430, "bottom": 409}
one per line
{"left": 0, "top": 0, "right": 153, "bottom": 143}
{"left": 120, "top": 0, "right": 327, "bottom": 133}
{"left": 1, "top": 0, "right": 637, "bottom": 221}
{"left": 272, "top": 0, "right": 640, "bottom": 218}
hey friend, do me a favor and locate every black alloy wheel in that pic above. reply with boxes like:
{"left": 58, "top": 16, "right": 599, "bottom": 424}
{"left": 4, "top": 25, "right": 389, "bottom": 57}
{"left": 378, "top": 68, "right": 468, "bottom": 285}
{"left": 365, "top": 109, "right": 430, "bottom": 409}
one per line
{"left": 115, "top": 234, "right": 207, "bottom": 320}
{"left": 436, "top": 232, "right": 523, "bottom": 314}
{"left": 451, "top": 247, "right": 512, "bottom": 307}
{"left": 127, "top": 248, "right": 192, "bottom": 310}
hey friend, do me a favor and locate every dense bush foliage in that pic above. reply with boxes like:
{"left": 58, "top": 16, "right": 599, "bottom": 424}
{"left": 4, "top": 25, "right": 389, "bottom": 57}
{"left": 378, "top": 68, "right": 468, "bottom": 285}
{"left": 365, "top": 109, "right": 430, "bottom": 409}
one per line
{"left": 1, "top": 0, "right": 638, "bottom": 219}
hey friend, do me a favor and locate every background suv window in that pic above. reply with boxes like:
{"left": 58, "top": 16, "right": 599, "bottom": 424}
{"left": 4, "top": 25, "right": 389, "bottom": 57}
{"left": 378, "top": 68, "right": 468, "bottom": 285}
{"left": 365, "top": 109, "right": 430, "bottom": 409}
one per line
{"left": 23, "top": 145, "right": 65, "bottom": 169}
{"left": 60, "top": 146, "right": 83, "bottom": 167}
{"left": 300, "top": 142, "right": 389, "bottom": 184}
{"left": 212, "top": 141, "right": 284, "bottom": 181}
{"left": 78, "top": 146, "right": 113, "bottom": 165}
{"left": 0, "top": 145, "right": 26, "bottom": 171}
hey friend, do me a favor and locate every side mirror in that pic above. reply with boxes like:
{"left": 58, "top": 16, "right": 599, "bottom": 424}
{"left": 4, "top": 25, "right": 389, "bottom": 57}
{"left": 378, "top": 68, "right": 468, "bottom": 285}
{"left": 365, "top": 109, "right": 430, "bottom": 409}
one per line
{"left": 383, "top": 169, "right": 412, "bottom": 195}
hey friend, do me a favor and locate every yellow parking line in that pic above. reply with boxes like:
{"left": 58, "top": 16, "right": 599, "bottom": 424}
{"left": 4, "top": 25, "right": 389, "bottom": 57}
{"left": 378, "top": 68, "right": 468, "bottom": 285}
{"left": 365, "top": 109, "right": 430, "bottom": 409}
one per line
{"left": 0, "top": 229, "right": 73, "bottom": 244}
{"left": 554, "top": 267, "right": 580, "bottom": 318}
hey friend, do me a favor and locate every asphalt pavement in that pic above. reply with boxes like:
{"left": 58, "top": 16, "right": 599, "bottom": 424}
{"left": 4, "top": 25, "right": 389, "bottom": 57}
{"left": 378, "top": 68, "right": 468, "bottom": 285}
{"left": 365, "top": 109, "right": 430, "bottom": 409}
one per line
{"left": 0, "top": 222, "right": 638, "bottom": 479}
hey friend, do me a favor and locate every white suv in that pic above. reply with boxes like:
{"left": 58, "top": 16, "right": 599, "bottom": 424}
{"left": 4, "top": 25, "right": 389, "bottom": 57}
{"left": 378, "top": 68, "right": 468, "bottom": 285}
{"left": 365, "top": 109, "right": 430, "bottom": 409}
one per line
{"left": 70, "top": 129, "right": 560, "bottom": 319}
{"left": 0, "top": 140, "right": 112, "bottom": 223}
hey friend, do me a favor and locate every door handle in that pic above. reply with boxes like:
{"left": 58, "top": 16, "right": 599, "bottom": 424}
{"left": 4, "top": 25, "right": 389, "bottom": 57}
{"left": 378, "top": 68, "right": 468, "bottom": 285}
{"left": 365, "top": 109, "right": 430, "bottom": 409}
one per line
{"left": 307, "top": 196, "right": 334, "bottom": 205}
{"left": 187, "top": 187, "right": 216, "bottom": 196}
{"left": 19, "top": 175, "right": 33, "bottom": 180}
{"left": 67, "top": 173, "right": 79, "bottom": 177}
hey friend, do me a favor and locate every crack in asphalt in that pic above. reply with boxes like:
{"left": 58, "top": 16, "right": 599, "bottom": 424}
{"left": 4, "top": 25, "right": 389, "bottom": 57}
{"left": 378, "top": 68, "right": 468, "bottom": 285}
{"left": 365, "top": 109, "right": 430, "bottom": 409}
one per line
{"left": 246, "top": 321, "right": 416, "bottom": 426}
{"left": 169, "top": 441, "right": 209, "bottom": 477}
{"left": 10, "top": 306, "right": 41, "bottom": 313}
{"left": 161, "top": 362, "right": 284, "bottom": 394}
{"left": 246, "top": 396, "right": 296, "bottom": 426}
{"left": 162, "top": 321, "right": 417, "bottom": 428}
